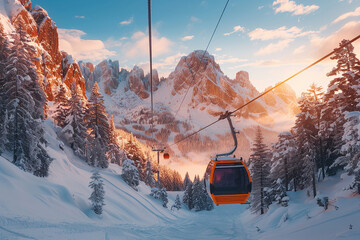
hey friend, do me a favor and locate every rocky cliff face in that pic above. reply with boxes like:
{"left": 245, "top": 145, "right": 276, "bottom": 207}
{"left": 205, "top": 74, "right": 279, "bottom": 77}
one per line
{"left": 0, "top": 0, "right": 86, "bottom": 100}
{"left": 164, "top": 50, "right": 297, "bottom": 119}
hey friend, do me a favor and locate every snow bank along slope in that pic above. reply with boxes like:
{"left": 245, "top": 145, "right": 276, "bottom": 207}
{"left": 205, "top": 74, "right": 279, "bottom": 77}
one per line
{"left": 0, "top": 120, "right": 179, "bottom": 226}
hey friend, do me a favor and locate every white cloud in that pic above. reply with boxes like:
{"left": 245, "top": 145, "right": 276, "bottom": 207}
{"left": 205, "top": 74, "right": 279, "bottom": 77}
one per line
{"left": 131, "top": 31, "right": 146, "bottom": 40}
{"left": 75, "top": 16, "right": 85, "bottom": 19}
{"left": 332, "top": 7, "right": 360, "bottom": 24}
{"left": 310, "top": 21, "right": 360, "bottom": 58}
{"left": 224, "top": 25, "right": 245, "bottom": 36}
{"left": 215, "top": 48, "right": 222, "bottom": 52}
{"left": 273, "top": 0, "right": 319, "bottom": 15}
{"left": 137, "top": 53, "right": 186, "bottom": 77}
{"left": 181, "top": 35, "right": 194, "bottom": 41}
{"left": 190, "top": 16, "right": 200, "bottom": 22}
{"left": 58, "top": 29, "right": 115, "bottom": 62}
{"left": 234, "top": 58, "right": 311, "bottom": 67}
{"left": 120, "top": 17, "right": 133, "bottom": 25}
{"left": 255, "top": 39, "right": 294, "bottom": 56}
{"left": 293, "top": 45, "right": 305, "bottom": 54}
{"left": 248, "top": 26, "right": 316, "bottom": 41}
{"left": 154, "top": 52, "right": 186, "bottom": 70}
{"left": 258, "top": 6, "right": 264, "bottom": 10}
{"left": 124, "top": 31, "right": 173, "bottom": 58}
{"left": 217, "top": 57, "right": 248, "bottom": 64}
{"left": 319, "top": 25, "right": 328, "bottom": 32}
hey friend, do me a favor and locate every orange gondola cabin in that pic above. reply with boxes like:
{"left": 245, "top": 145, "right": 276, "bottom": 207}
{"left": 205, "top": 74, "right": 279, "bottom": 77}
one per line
{"left": 203, "top": 112, "right": 252, "bottom": 205}
{"left": 204, "top": 156, "right": 251, "bottom": 205}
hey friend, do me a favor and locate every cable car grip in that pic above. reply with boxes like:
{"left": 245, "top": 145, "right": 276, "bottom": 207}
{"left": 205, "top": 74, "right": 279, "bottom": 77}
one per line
{"left": 215, "top": 111, "right": 238, "bottom": 160}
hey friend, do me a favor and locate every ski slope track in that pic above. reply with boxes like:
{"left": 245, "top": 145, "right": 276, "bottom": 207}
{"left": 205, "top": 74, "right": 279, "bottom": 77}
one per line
{"left": 0, "top": 120, "right": 359, "bottom": 240}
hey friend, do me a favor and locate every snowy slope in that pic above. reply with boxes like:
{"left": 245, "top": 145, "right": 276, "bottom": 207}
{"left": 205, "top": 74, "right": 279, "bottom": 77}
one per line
{"left": 242, "top": 173, "right": 360, "bottom": 240}
{"left": 0, "top": 119, "right": 359, "bottom": 240}
{"left": 0, "top": 120, "right": 180, "bottom": 225}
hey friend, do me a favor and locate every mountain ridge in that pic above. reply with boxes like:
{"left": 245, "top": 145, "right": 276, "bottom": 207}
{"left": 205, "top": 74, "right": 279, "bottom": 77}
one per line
{"left": 0, "top": 0, "right": 298, "bottom": 165}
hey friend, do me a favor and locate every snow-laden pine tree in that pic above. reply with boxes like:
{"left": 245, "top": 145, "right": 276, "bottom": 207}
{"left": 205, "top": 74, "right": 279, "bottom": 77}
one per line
{"left": 270, "top": 131, "right": 296, "bottom": 191}
{"left": 86, "top": 82, "right": 110, "bottom": 145}
{"left": 1, "top": 24, "right": 52, "bottom": 176}
{"left": 124, "top": 137, "right": 146, "bottom": 179}
{"left": 354, "top": 170, "right": 360, "bottom": 194}
{"left": 159, "top": 166, "right": 183, "bottom": 191}
{"left": 191, "top": 176, "right": 214, "bottom": 211}
{"left": 183, "top": 182, "right": 193, "bottom": 210}
{"left": 150, "top": 187, "right": 168, "bottom": 208}
{"left": 89, "top": 170, "right": 105, "bottom": 215}
{"left": 171, "top": 194, "right": 182, "bottom": 210}
{"left": 0, "top": 110, "right": 9, "bottom": 154}
{"left": 339, "top": 112, "right": 360, "bottom": 174}
{"left": 122, "top": 158, "right": 140, "bottom": 190}
{"left": 249, "top": 126, "right": 271, "bottom": 215}
{"left": 106, "top": 115, "right": 124, "bottom": 165}
{"left": 62, "top": 83, "right": 88, "bottom": 157}
{"left": 86, "top": 127, "right": 108, "bottom": 168}
{"left": 192, "top": 176, "right": 206, "bottom": 211}
{"left": 321, "top": 39, "right": 360, "bottom": 174}
{"left": 294, "top": 93, "right": 318, "bottom": 197}
{"left": 272, "top": 178, "right": 288, "bottom": 207}
{"left": 54, "top": 84, "right": 68, "bottom": 128}
{"left": 0, "top": 26, "right": 10, "bottom": 152}
{"left": 306, "top": 84, "right": 325, "bottom": 179}
{"left": 85, "top": 82, "right": 110, "bottom": 167}
{"left": 183, "top": 172, "right": 192, "bottom": 190}
{"left": 144, "top": 159, "right": 155, "bottom": 187}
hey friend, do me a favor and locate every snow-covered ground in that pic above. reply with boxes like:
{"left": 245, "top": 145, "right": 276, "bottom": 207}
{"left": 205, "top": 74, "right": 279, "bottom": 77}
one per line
{"left": 0, "top": 120, "right": 359, "bottom": 240}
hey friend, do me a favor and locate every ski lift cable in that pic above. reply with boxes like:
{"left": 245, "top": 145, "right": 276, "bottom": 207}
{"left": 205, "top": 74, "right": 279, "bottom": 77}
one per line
{"left": 173, "top": 0, "right": 230, "bottom": 119}
{"left": 169, "top": 33, "right": 360, "bottom": 147}
{"left": 148, "top": 0, "right": 154, "bottom": 135}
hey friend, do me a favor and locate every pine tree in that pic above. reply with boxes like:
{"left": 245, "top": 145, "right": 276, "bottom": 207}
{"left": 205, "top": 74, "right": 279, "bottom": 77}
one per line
{"left": 321, "top": 39, "right": 360, "bottom": 174}
{"left": 191, "top": 176, "right": 213, "bottom": 211}
{"left": 183, "top": 182, "right": 193, "bottom": 210}
{"left": 2, "top": 24, "right": 52, "bottom": 176}
{"left": 294, "top": 93, "right": 318, "bottom": 197}
{"left": 0, "top": 27, "right": 10, "bottom": 152}
{"left": 121, "top": 158, "right": 140, "bottom": 190}
{"left": 124, "top": 138, "right": 146, "bottom": 179}
{"left": 192, "top": 176, "right": 206, "bottom": 211}
{"left": 89, "top": 170, "right": 105, "bottom": 215}
{"left": 150, "top": 187, "right": 168, "bottom": 208}
{"left": 326, "top": 39, "right": 360, "bottom": 113}
{"left": 354, "top": 170, "right": 360, "bottom": 194}
{"left": 86, "top": 82, "right": 110, "bottom": 147}
{"left": 62, "top": 83, "right": 87, "bottom": 157}
{"left": 144, "top": 160, "right": 155, "bottom": 187}
{"left": 0, "top": 110, "right": 8, "bottom": 154}
{"left": 54, "top": 84, "right": 69, "bottom": 128}
{"left": 339, "top": 112, "right": 360, "bottom": 174}
{"left": 306, "top": 84, "right": 325, "bottom": 179}
{"left": 270, "top": 132, "right": 296, "bottom": 191}
{"left": 86, "top": 128, "right": 109, "bottom": 168}
{"left": 183, "top": 172, "right": 192, "bottom": 190}
{"left": 249, "top": 126, "right": 271, "bottom": 215}
{"left": 171, "top": 194, "right": 182, "bottom": 210}
{"left": 106, "top": 115, "right": 123, "bottom": 165}
{"left": 85, "top": 83, "right": 110, "bottom": 167}
{"left": 273, "top": 179, "right": 288, "bottom": 207}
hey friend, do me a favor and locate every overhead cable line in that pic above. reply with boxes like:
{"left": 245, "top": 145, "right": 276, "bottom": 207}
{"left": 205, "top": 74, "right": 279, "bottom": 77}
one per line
{"left": 173, "top": 0, "right": 230, "bottom": 119}
{"left": 148, "top": 0, "right": 154, "bottom": 131}
{"left": 170, "top": 33, "right": 360, "bottom": 147}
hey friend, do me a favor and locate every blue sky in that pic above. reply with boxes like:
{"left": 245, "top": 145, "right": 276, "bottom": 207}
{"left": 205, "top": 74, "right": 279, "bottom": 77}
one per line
{"left": 31, "top": 0, "right": 360, "bottom": 95}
